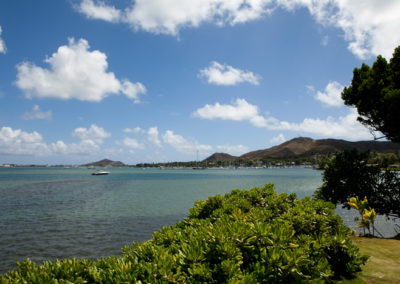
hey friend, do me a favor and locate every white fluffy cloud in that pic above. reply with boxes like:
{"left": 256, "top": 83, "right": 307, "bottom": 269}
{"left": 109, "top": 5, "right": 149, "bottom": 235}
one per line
{"left": 278, "top": 0, "right": 400, "bottom": 59}
{"left": 199, "top": 61, "right": 260, "bottom": 86}
{"left": 314, "top": 81, "right": 344, "bottom": 107}
{"left": 124, "top": 0, "right": 273, "bottom": 35}
{"left": 15, "top": 38, "right": 146, "bottom": 102}
{"left": 147, "top": 127, "right": 162, "bottom": 147}
{"left": 194, "top": 98, "right": 374, "bottom": 140}
{"left": 77, "top": 0, "right": 400, "bottom": 59}
{"left": 72, "top": 124, "right": 111, "bottom": 144}
{"left": 162, "top": 130, "right": 212, "bottom": 154}
{"left": 122, "top": 127, "right": 248, "bottom": 156}
{"left": 270, "top": 133, "right": 286, "bottom": 144}
{"left": 21, "top": 105, "right": 52, "bottom": 120}
{"left": 122, "top": 137, "right": 145, "bottom": 150}
{"left": 50, "top": 139, "right": 100, "bottom": 156}
{"left": 0, "top": 125, "right": 112, "bottom": 157}
{"left": 78, "top": 0, "right": 273, "bottom": 36}
{"left": 0, "top": 127, "right": 48, "bottom": 155}
{"left": 265, "top": 109, "right": 373, "bottom": 140}
{"left": 193, "top": 98, "right": 267, "bottom": 127}
{"left": 78, "top": 0, "right": 121, "bottom": 22}
{"left": 121, "top": 126, "right": 162, "bottom": 149}
{"left": 0, "top": 26, "right": 6, "bottom": 54}
{"left": 121, "top": 80, "right": 147, "bottom": 103}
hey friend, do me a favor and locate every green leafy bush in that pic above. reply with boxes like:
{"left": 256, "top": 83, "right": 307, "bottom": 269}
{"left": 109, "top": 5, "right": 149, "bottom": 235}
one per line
{"left": 1, "top": 184, "right": 367, "bottom": 283}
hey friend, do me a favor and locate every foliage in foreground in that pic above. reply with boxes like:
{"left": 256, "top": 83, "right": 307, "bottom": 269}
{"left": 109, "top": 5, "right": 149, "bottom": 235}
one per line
{"left": 1, "top": 185, "right": 367, "bottom": 283}
{"left": 314, "top": 149, "right": 400, "bottom": 219}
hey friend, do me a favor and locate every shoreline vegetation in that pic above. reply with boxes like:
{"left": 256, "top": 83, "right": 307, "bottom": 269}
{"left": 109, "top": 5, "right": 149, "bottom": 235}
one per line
{"left": 1, "top": 158, "right": 399, "bottom": 170}
{"left": 2, "top": 137, "right": 400, "bottom": 169}
{"left": 1, "top": 184, "right": 370, "bottom": 282}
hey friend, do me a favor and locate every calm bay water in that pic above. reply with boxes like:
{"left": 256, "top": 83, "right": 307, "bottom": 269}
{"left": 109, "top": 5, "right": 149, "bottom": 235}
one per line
{"left": 0, "top": 167, "right": 398, "bottom": 274}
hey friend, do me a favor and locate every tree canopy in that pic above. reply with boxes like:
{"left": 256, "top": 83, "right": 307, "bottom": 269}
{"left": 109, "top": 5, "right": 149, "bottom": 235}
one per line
{"left": 342, "top": 45, "right": 400, "bottom": 142}
{"left": 314, "top": 149, "right": 400, "bottom": 219}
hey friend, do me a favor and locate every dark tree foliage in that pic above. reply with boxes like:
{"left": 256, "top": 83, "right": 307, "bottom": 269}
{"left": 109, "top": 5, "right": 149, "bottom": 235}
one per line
{"left": 342, "top": 46, "right": 400, "bottom": 142}
{"left": 314, "top": 149, "right": 400, "bottom": 218}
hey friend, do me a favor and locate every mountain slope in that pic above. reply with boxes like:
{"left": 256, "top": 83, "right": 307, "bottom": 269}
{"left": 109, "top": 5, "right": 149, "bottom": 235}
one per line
{"left": 204, "top": 153, "right": 238, "bottom": 162}
{"left": 83, "top": 159, "right": 126, "bottom": 167}
{"left": 204, "top": 137, "right": 400, "bottom": 161}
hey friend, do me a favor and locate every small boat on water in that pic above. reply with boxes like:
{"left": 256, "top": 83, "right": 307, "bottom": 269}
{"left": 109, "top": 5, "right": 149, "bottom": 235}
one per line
{"left": 91, "top": 171, "right": 110, "bottom": 175}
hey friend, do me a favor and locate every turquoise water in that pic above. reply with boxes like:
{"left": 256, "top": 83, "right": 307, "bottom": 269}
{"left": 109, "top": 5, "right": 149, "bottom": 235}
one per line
{"left": 0, "top": 167, "right": 397, "bottom": 274}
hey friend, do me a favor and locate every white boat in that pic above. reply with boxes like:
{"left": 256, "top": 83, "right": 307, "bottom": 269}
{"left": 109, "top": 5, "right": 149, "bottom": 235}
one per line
{"left": 91, "top": 171, "right": 110, "bottom": 175}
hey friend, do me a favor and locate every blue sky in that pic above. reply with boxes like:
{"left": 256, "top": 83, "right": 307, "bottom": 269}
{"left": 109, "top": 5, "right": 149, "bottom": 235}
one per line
{"left": 1, "top": 0, "right": 400, "bottom": 165}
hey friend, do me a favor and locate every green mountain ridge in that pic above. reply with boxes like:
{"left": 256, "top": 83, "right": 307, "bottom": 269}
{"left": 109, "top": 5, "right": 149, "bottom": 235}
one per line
{"left": 82, "top": 159, "right": 126, "bottom": 167}
{"left": 204, "top": 137, "right": 400, "bottom": 161}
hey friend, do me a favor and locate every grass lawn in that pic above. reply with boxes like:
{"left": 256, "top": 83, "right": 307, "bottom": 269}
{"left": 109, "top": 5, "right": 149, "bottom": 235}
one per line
{"left": 339, "top": 237, "right": 400, "bottom": 284}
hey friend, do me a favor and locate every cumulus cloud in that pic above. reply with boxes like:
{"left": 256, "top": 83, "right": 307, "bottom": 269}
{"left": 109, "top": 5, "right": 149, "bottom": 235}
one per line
{"left": 265, "top": 109, "right": 373, "bottom": 140}
{"left": 77, "top": 0, "right": 400, "bottom": 59}
{"left": 0, "top": 26, "right": 6, "bottom": 54}
{"left": 121, "top": 80, "right": 147, "bottom": 103}
{"left": 50, "top": 139, "right": 100, "bottom": 156}
{"left": 51, "top": 124, "right": 111, "bottom": 155}
{"left": 124, "top": 0, "right": 273, "bottom": 35}
{"left": 0, "top": 127, "right": 48, "bottom": 155}
{"left": 193, "top": 98, "right": 374, "bottom": 140}
{"left": 192, "top": 98, "right": 267, "bottom": 127}
{"left": 121, "top": 126, "right": 162, "bottom": 150}
{"left": 122, "top": 127, "right": 214, "bottom": 154}
{"left": 0, "top": 125, "right": 112, "bottom": 157}
{"left": 216, "top": 144, "right": 249, "bottom": 156}
{"left": 162, "top": 130, "right": 212, "bottom": 154}
{"left": 15, "top": 38, "right": 146, "bottom": 102}
{"left": 199, "top": 61, "right": 260, "bottom": 86}
{"left": 77, "top": 0, "right": 121, "bottom": 22}
{"left": 72, "top": 124, "right": 111, "bottom": 144}
{"left": 278, "top": 0, "right": 400, "bottom": 59}
{"left": 270, "top": 133, "right": 286, "bottom": 144}
{"left": 147, "top": 127, "right": 162, "bottom": 147}
{"left": 21, "top": 105, "right": 52, "bottom": 120}
{"left": 314, "top": 81, "right": 344, "bottom": 107}
{"left": 122, "top": 137, "right": 145, "bottom": 150}
{"left": 77, "top": 0, "right": 273, "bottom": 36}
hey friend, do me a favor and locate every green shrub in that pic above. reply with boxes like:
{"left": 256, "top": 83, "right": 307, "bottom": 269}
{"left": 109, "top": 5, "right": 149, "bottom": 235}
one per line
{"left": 1, "top": 184, "right": 367, "bottom": 283}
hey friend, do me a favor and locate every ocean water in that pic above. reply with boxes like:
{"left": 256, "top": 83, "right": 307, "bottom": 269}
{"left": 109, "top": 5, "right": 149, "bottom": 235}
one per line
{"left": 0, "top": 167, "right": 398, "bottom": 274}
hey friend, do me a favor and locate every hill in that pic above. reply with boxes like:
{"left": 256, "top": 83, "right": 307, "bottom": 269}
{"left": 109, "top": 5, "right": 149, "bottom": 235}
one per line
{"left": 204, "top": 137, "right": 400, "bottom": 161}
{"left": 204, "top": 152, "right": 238, "bottom": 162}
{"left": 83, "top": 159, "right": 126, "bottom": 167}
